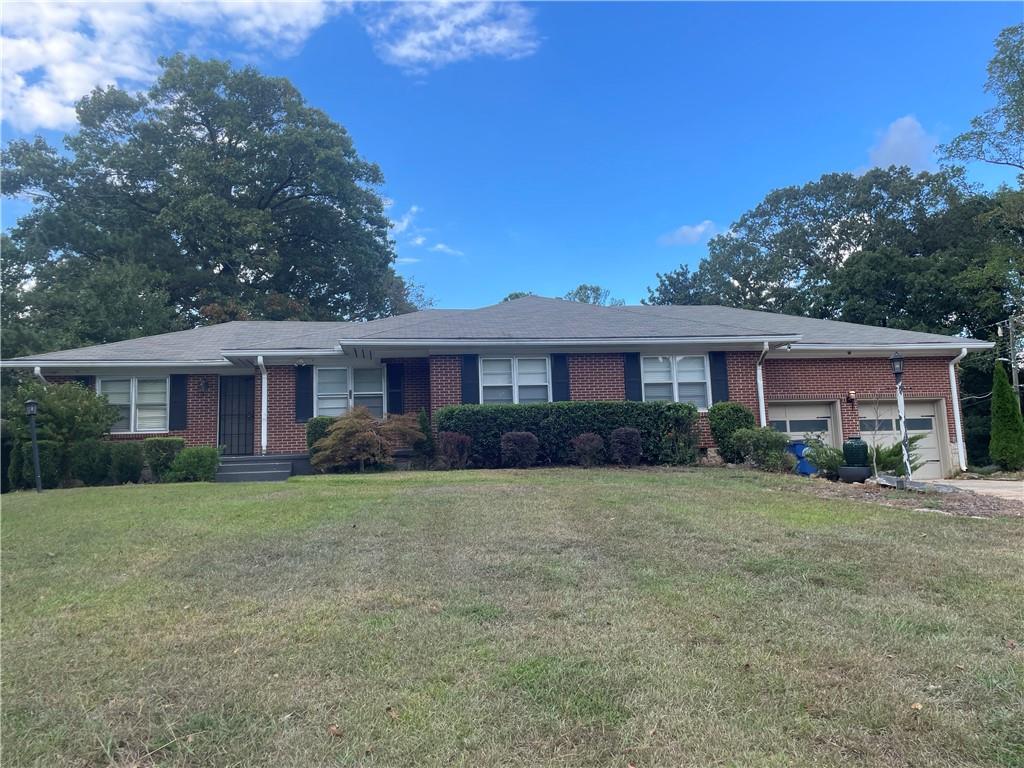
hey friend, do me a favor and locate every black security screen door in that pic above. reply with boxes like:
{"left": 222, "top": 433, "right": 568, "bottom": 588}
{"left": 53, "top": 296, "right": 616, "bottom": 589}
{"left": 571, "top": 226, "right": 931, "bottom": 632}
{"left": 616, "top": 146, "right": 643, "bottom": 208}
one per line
{"left": 219, "top": 376, "right": 255, "bottom": 456}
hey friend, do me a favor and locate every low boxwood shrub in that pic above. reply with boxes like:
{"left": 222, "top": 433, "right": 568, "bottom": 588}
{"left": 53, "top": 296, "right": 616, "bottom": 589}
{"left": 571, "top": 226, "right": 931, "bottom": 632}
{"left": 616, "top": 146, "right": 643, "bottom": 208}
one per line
{"left": 708, "top": 402, "right": 756, "bottom": 463}
{"left": 109, "top": 442, "right": 145, "bottom": 484}
{"left": 166, "top": 446, "right": 221, "bottom": 482}
{"left": 437, "top": 431, "right": 472, "bottom": 470}
{"left": 70, "top": 439, "right": 113, "bottom": 486}
{"left": 501, "top": 431, "right": 539, "bottom": 468}
{"left": 8, "top": 441, "right": 25, "bottom": 490}
{"left": 143, "top": 437, "right": 185, "bottom": 481}
{"left": 609, "top": 427, "right": 642, "bottom": 466}
{"left": 21, "top": 439, "right": 64, "bottom": 489}
{"left": 306, "top": 416, "right": 333, "bottom": 453}
{"left": 732, "top": 427, "right": 793, "bottom": 473}
{"left": 434, "top": 401, "right": 700, "bottom": 468}
{"left": 571, "top": 432, "right": 605, "bottom": 468}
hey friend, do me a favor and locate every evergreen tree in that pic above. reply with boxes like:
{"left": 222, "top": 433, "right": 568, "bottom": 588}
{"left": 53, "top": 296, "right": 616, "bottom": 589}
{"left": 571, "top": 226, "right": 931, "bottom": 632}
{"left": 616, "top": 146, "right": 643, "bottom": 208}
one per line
{"left": 989, "top": 361, "right": 1024, "bottom": 470}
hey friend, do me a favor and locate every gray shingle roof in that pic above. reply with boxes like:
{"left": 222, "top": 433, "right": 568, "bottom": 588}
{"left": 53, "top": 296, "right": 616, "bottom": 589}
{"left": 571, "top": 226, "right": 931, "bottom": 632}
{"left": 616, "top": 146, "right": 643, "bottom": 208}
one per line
{"left": 4, "top": 295, "right": 988, "bottom": 365}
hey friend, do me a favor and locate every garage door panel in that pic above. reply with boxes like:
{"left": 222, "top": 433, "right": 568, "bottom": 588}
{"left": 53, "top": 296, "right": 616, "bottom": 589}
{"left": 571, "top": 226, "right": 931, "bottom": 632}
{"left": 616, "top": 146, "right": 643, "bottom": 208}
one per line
{"left": 767, "top": 403, "right": 835, "bottom": 447}
{"left": 859, "top": 401, "right": 943, "bottom": 479}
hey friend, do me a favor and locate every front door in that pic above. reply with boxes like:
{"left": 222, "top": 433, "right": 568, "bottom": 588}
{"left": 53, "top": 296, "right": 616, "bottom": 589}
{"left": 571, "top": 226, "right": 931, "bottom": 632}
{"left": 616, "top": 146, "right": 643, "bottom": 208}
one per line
{"left": 219, "top": 376, "right": 255, "bottom": 456}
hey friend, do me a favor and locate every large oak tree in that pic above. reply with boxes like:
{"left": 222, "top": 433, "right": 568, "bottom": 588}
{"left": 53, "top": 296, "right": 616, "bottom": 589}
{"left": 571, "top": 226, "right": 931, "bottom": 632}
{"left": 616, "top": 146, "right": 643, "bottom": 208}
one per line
{"left": 3, "top": 55, "right": 418, "bottom": 357}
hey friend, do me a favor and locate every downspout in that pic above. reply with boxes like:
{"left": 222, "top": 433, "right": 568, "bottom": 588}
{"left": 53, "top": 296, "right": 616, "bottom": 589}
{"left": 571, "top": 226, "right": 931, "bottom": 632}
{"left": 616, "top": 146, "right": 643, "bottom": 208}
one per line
{"left": 948, "top": 347, "right": 968, "bottom": 472}
{"left": 33, "top": 366, "right": 48, "bottom": 385}
{"left": 755, "top": 342, "right": 769, "bottom": 427}
{"left": 257, "top": 355, "right": 268, "bottom": 456}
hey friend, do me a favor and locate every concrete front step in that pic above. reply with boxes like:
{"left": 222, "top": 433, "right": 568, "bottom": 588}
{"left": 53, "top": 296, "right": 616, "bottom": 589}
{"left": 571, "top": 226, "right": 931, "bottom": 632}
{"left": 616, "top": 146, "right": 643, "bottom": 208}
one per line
{"left": 216, "top": 454, "right": 296, "bottom": 483}
{"left": 216, "top": 469, "right": 292, "bottom": 483}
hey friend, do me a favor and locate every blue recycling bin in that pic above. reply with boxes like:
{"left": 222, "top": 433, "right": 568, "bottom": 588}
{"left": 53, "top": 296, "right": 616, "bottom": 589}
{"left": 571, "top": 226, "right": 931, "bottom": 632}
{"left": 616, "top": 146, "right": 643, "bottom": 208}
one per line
{"left": 787, "top": 440, "right": 817, "bottom": 476}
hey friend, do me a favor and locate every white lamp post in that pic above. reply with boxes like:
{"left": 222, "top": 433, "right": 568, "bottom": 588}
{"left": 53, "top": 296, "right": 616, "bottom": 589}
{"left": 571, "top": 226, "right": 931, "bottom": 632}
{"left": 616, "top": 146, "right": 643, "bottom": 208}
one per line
{"left": 889, "top": 353, "right": 913, "bottom": 483}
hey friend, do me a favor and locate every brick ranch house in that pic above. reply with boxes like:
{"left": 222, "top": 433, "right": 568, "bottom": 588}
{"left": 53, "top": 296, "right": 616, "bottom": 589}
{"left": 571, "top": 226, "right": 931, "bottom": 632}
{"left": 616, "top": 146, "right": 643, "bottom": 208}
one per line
{"left": 3, "top": 296, "right": 992, "bottom": 479}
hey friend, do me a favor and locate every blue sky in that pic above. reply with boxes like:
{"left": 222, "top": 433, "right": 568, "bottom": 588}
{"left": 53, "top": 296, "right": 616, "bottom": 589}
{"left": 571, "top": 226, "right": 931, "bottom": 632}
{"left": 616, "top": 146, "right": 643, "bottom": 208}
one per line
{"left": 2, "top": 2, "right": 1019, "bottom": 307}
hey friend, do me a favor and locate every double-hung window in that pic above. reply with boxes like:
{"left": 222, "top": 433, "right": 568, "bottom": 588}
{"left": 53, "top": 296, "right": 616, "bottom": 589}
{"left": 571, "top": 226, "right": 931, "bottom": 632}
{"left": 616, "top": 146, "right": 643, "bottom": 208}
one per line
{"left": 480, "top": 357, "right": 551, "bottom": 404}
{"left": 97, "top": 377, "right": 169, "bottom": 433}
{"left": 640, "top": 355, "right": 711, "bottom": 409}
{"left": 315, "top": 367, "right": 386, "bottom": 418}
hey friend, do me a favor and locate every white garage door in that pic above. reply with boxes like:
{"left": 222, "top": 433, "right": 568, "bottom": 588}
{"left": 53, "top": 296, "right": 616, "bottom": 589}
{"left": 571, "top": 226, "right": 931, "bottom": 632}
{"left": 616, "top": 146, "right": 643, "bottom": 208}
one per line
{"left": 767, "top": 403, "right": 836, "bottom": 446}
{"left": 858, "top": 402, "right": 943, "bottom": 479}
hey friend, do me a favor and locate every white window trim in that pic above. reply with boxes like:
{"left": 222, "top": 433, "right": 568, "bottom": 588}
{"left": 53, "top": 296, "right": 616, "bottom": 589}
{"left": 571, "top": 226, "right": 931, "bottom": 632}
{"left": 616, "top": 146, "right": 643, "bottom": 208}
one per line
{"left": 479, "top": 355, "right": 552, "bottom": 405}
{"left": 98, "top": 375, "right": 171, "bottom": 434}
{"left": 313, "top": 365, "right": 388, "bottom": 418}
{"left": 640, "top": 354, "right": 712, "bottom": 411}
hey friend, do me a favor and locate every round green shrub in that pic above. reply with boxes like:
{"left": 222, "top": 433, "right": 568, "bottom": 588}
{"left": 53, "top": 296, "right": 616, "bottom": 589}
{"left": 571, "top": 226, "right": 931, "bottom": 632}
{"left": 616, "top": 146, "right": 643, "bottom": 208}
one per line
{"left": 306, "top": 416, "right": 334, "bottom": 452}
{"left": 143, "top": 437, "right": 186, "bottom": 481}
{"left": 731, "top": 427, "right": 792, "bottom": 472}
{"left": 707, "top": 402, "right": 756, "bottom": 463}
{"left": 70, "top": 439, "right": 113, "bottom": 486}
{"left": 109, "top": 442, "right": 145, "bottom": 484}
{"left": 166, "top": 446, "right": 221, "bottom": 482}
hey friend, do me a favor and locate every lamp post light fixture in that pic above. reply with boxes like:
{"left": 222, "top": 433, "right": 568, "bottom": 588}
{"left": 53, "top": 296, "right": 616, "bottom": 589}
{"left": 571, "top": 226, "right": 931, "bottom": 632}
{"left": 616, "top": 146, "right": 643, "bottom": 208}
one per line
{"left": 24, "top": 399, "right": 42, "bottom": 493}
{"left": 888, "top": 353, "right": 913, "bottom": 484}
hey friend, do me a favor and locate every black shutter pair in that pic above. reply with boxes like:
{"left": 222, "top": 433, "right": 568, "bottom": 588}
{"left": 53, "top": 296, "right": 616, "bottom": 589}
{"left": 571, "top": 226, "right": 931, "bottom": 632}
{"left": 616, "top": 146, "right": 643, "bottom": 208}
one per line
{"left": 460, "top": 354, "right": 571, "bottom": 404}
{"left": 624, "top": 352, "right": 729, "bottom": 403}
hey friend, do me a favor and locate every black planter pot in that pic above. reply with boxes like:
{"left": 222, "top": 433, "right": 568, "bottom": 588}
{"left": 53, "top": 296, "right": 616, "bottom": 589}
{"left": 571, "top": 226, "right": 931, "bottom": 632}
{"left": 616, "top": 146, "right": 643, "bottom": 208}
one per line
{"left": 838, "top": 465, "right": 872, "bottom": 484}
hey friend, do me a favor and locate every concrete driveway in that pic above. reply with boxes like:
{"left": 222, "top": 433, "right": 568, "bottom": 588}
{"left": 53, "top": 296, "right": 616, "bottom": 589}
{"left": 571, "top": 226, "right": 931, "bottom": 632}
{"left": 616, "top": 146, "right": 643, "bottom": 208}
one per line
{"left": 940, "top": 479, "right": 1023, "bottom": 504}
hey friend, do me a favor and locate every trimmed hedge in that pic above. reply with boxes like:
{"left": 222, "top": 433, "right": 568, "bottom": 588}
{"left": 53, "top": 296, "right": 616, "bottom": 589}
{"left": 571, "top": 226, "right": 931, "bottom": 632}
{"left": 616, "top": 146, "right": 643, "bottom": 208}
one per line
{"left": 732, "top": 427, "right": 793, "bottom": 473}
{"left": 70, "top": 439, "right": 113, "bottom": 486}
{"left": 109, "top": 442, "right": 145, "bottom": 484}
{"left": 306, "top": 416, "right": 333, "bottom": 452}
{"left": 434, "top": 401, "right": 700, "bottom": 468}
{"left": 143, "top": 437, "right": 186, "bottom": 481}
{"left": 708, "top": 402, "right": 756, "bottom": 463}
{"left": 21, "top": 439, "right": 64, "bottom": 489}
{"left": 8, "top": 441, "right": 25, "bottom": 490}
{"left": 166, "top": 446, "right": 220, "bottom": 482}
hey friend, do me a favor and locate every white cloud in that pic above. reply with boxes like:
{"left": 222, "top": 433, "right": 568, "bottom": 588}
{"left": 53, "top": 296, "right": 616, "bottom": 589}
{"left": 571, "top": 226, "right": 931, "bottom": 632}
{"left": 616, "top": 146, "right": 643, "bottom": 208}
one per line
{"left": 392, "top": 204, "right": 420, "bottom": 234}
{"left": 1, "top": 1, "right": 346, "bottom": 132}
{"left": 363, "top": 2, "right": 538, "bottom": 72}
{"left": 866, "top": 115, "right": 937, "bottom": 172}
{"left": 410, "top": 235, "right": 426, "bottom": 246}
{"left": 430, "top": 242, "right": 463, "bottom": 256}
{"left": 395, "top": 256, "right": 420, "bottom": 264}
{"left": 657, "top": 219, "right": 717, "bottom": 247}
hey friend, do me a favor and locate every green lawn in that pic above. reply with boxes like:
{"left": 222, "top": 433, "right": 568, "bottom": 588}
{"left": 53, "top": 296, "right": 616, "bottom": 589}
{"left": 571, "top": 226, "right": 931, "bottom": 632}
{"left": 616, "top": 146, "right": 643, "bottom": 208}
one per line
{"left": 3, "top": 468, "right": 1022, "bottom": 767}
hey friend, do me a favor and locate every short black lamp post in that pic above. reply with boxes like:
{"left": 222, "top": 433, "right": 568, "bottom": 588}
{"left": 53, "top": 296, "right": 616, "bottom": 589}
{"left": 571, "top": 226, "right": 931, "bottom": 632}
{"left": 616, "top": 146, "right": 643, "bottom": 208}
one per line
{"left": 24, "top": 399, "right": 42, "bottom": 493}
{"left": 889, "top": 353, "right": 913, "bottom": 484}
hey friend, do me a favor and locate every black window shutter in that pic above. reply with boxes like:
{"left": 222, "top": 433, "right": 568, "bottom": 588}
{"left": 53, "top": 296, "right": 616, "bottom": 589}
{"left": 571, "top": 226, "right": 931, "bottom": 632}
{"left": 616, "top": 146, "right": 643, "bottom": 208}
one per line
{"left": 169, "top": 374, "right": 188, "bottom": 430}
{"left": 295, "top": 365, "right": 313, "bottom": 423}
{"left": 708, "top": 352, "right": 729, "bottom": 403}
{"left": 624, "top": 353, "right": 643, "bottom": 401}
{"left": 461, "top": 355, "right": 480, "bottom": 404}
{"left": 551, "top": 354, "right": 570, "bottom": 401}
{"left": 72, "top": 375, "right": 95, "bottom": 390}
{"left": 386, "top": 362, "right": 404, "bottom": 415}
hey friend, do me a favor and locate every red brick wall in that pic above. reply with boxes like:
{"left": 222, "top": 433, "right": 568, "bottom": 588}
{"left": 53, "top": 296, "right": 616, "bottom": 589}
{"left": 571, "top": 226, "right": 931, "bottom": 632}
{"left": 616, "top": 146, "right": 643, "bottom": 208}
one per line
{"left": 567, "top": 353, "right": 625, "bottom": 400}
{"left": 429, "top": 355, "right": 461, "bottom": 414}
{"left": 383, "top": 357, "right": 430, "bottom": 416}
{"left": 763, "top": 356, "right": 958, "bottom": 440}
{"left": 726, "top": 352, "right": 761, "bottom": 424}
{"left": 257, "top": 366, "right": 308, "bottom": 454}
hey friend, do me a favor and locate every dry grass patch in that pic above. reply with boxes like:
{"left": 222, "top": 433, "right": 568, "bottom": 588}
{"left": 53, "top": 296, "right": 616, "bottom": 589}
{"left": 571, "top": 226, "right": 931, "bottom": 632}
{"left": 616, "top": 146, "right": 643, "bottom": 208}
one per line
{"left": 2, "top": 468, "right": 1022, "bottom": 767}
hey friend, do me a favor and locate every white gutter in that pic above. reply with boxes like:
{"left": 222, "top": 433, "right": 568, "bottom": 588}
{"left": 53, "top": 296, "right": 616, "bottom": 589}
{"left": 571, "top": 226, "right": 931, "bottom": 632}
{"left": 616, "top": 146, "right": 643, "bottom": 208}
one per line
{"left": 33, "top": 366, "right": 48, "bottom": 384}
{"left": 1, "top": 360, "right": 230, "bottom": 369}
{"left": 948, "top": 347, "right": 968, "bottom": 472}
{"left": 785, "top": 342, "right": 992, "bottom": 352}
{"left": 755, "top": 342, "right": 769, "bottom": 427}
{"left": 257, "top": 355, "right": 268, "bottom": 456}
{"left": 338, "top": 335, "right": 802, "bottom": 350}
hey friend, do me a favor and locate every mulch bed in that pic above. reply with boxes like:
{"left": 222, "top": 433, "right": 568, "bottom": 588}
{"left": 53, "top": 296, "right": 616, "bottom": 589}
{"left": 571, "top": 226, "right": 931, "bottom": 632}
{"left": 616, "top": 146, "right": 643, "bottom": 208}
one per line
{"left": 810, "top": 477, "right": 1022, "bottom": 519}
